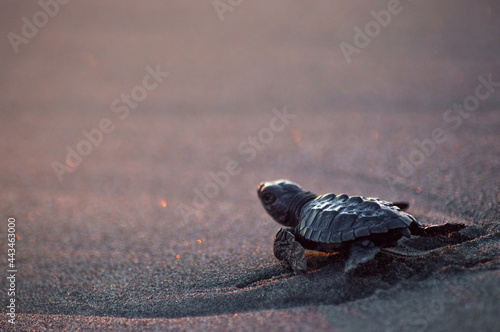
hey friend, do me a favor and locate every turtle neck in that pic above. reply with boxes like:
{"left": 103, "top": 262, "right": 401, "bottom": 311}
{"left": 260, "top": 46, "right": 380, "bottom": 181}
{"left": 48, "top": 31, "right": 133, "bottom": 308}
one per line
{"left": 286, "top": 191, "right": 316, "bottom": 226}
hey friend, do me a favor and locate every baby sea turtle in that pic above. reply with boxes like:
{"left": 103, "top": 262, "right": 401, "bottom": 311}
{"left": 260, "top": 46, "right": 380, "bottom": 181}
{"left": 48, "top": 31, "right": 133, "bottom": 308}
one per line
{"left": 257, "top": 179, "right": 465, "bottom": 274}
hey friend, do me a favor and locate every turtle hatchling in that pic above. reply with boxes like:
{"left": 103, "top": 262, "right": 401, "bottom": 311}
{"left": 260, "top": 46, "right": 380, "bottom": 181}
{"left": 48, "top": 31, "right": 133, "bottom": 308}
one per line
{"left": 257, "top": 179, "right": 465, "bottom": 274}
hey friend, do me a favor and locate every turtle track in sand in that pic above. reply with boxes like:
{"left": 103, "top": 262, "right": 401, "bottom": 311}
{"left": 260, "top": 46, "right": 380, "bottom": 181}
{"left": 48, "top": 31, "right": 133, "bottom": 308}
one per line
{"left": 39, "top": 226, "right": 497, "bottom": 319}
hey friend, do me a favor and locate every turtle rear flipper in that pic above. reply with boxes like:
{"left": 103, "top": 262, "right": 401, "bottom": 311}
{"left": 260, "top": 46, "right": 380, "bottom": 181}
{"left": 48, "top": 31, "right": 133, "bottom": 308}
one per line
{"left": 274, "top": 228, "right": 307, "bottom": 274}
{"left": 409, "top": 222, "right": 466, "bottom": 237}
{"left": 345, "top": 239, "right": 380, "bottom": 273}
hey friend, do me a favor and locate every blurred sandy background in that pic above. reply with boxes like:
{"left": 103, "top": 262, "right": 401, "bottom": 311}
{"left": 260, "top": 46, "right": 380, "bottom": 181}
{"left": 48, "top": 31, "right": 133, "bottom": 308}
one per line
{"left": 1, "top": 1, "right": 499, "bottom": 331}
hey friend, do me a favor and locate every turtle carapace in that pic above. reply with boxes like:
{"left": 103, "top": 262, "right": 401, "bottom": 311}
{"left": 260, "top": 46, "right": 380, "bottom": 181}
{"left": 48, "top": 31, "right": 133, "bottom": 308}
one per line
{"left": 257, "top": 179, "right": 465, "bottom": 274}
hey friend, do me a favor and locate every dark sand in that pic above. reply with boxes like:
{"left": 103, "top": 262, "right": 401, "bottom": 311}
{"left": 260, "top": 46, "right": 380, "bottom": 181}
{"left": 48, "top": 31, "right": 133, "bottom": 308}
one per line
{"left": 1, "top": 1, "right": 499, "bottom": 331}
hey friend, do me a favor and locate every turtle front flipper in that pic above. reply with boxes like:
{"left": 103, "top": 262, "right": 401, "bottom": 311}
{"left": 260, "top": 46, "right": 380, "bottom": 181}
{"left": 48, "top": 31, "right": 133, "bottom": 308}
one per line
{"left": 273, "top": 228, "right": 307, "bottom": 274}
{"left": 345, "top": 239, "right": 380, "bottom": 273}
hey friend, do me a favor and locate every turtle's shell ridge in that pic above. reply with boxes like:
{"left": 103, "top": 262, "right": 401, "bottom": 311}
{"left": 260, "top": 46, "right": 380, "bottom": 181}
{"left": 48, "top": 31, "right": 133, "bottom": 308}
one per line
{"left": 297, "top": 193, "right": 416, "bottom": 244}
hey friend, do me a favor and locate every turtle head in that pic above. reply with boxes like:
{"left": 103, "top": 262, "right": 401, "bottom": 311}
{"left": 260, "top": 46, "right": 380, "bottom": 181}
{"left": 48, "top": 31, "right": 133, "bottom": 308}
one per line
{"left": 257, "top": 179, "right": 308, "bottom": 227}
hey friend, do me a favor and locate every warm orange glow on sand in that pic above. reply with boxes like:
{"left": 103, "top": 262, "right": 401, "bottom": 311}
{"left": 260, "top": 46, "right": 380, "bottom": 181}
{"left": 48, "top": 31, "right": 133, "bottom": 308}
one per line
{"left": 160, "top": 200, "right": 167, "bottom": 207}
{"left": 290, "top": 128, "right": 302, "bottom": 143}
{"left": 370, "top": 129, "right": 379, "bottom": 140}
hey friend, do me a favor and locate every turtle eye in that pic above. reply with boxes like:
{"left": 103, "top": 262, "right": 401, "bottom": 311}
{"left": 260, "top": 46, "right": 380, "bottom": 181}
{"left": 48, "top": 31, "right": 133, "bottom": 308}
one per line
{"left": 262, "top": 193, "right": 276, "bottom": 204}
